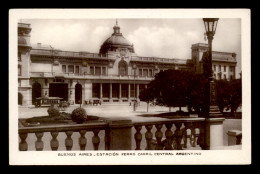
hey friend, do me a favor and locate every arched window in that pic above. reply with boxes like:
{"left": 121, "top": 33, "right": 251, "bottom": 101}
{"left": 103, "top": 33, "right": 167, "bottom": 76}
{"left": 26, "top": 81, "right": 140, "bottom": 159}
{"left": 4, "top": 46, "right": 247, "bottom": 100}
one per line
{"left": 118, "top": 60, "right": 128, "bottom": 76}
{"left": 18, "top": 93, "right": 23, "bottom": 105}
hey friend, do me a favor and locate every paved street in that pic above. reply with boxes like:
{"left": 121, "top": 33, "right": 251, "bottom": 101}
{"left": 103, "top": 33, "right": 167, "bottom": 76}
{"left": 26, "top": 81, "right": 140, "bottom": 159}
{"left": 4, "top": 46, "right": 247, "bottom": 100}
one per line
{"left": 18, "top": 103, "right": 241, "bottom": 150}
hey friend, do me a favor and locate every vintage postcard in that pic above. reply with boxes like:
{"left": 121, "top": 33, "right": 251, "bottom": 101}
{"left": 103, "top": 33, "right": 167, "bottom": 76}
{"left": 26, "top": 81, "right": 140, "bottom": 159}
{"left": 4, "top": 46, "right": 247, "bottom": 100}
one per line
{"left": 9, "top": 9, "right": 251, "bottom": 165}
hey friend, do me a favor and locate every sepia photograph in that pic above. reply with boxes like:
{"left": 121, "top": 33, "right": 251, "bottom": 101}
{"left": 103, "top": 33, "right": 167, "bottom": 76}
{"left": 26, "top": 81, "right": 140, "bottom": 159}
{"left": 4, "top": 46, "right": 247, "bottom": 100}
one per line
{"left": 9, "top": 9, "right": 251, "bottom": 165}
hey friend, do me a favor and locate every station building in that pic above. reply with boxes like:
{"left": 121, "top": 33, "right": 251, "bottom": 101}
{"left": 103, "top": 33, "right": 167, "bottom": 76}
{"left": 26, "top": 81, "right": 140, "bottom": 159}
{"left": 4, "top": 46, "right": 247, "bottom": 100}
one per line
{"left": 17, "top": 22, "right": 237, "bottom": 106}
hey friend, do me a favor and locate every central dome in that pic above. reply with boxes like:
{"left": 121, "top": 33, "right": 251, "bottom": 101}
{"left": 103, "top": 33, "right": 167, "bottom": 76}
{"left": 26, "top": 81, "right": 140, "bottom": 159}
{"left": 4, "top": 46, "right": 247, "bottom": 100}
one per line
{"left": 99, "top": 21, "right": 135, "bottom": 54}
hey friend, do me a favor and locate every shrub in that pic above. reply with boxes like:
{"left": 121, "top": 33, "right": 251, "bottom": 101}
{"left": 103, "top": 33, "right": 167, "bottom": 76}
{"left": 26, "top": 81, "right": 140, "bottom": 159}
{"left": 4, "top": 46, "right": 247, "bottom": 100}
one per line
{"left": 47, "top": 105, "right": 60, "bottom": 117}
{"left": 71, "top": 107, "right": 87, "bottom": 124}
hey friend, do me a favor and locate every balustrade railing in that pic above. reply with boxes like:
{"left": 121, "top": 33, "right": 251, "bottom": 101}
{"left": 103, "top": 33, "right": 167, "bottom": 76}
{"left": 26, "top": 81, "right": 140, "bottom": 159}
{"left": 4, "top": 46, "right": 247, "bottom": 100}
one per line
{"left": 19, "top": 117, "right": 225, "bottom": 151}
{"left": 133, "top": 118, "right": 205, "bottom": 150}
{"left": 19, "top": 122, "right": 108, "bottom": 151}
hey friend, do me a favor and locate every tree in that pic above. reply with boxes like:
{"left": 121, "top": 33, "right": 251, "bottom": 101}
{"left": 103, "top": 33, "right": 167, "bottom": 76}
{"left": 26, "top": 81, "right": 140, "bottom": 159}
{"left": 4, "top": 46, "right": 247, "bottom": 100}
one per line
{"left": 139, "top": 87, "right": 154, "bottom": 112}
{"left": 145, "top": 69, "right": 207, "bottom": 113}
{"left": 216, "top": 80, "right": 229, "bottom": 113}
{"left": 227, "top": 79, "right": 242, "bottom": 116}
{"left": 216, "top": 78, "right": 242, "bottom": 116}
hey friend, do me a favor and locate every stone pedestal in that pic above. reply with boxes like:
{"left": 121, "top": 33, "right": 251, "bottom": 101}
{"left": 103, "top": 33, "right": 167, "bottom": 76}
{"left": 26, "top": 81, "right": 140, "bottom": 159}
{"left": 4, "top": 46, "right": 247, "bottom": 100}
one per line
{"left": 105, "top": 118, "right": 133, "bottom": 150}
{"left": 227, "top": 130, "right": 242, "bottom": 146}
{"left": 205, "top": 118, "right": 225, "bottom": 150}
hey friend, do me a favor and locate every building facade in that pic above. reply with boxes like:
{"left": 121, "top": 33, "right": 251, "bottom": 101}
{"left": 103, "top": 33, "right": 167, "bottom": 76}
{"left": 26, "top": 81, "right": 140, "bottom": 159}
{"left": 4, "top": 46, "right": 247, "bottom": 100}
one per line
{"left": 191, "top": 43, "right": 237, "bottom": 80}
{"left": 18, "top": 22, "right": 237, "bottom": 106}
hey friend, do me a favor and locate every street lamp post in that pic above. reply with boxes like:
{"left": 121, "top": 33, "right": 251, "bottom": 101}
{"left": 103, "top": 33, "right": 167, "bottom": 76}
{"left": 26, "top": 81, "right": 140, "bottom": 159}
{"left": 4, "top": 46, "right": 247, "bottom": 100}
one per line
{"left": 201, "top": 18, "right": 225, "bottom": 150}
{"left": 203, "top": 18, "right": 222, "bottom": 118}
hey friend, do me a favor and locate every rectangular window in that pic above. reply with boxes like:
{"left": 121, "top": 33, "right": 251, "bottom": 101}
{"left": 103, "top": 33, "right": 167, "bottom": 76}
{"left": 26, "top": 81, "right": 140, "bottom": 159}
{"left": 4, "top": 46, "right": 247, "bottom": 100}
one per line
{"left": 102, "top": 83, "right": 109, "bottom": 98}
{"left": 90, "top": 66, "right": 94, "bottom": 75}
{"left": 62, "top": 65, "right": 66, "bottom": 73}
{"left": 224, "top": 74, "right": 226, "bottom": 79}
{"left": 92, "top": 83, "right": 100, "bottom": 98}
{"left": 18, "top": 65, "right": 21, "bottom": 76}
{"left": 149, "top": 69, "right": 153, "bottom": 77}
{"left": 18, "top": 52, "right": 21, "bottom": 61}
{"left": 224, "top": 66, "right": 226, "bottom": 72}
{"left": 75, "top": 66, "right": 79, "bottom": 74}
{"left": 139, "top": 69, "right": 142, "bottom": 76}
{"left": 143, "top": 69, "right": 148, "bottom": 77}
{"left": 230, "top": 66, "right": 234, "bottom": 72}
{"left": 95, "top": 67, "right": 101, "bottom": 75}
{"left": 219, "top": 65, "right": 221, "bottom": 72}
{"left": 112, "top": 84, "right": 119, "bottom": 98}
{"left": 121, "top": 84, "right": 128, "bottom": 98}
{"left": 68, "top": 65, "right": 74, "bottom": 73}
{"left": 214, "top": 65, "right": 216, "bottom": 71}
{"left": 102, "top": 67, "right": 106, "bottom": 75}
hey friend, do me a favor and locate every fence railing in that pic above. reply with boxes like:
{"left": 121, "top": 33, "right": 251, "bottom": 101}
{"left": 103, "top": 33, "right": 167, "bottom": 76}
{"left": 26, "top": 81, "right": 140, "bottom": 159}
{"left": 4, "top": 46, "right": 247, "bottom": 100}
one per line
{"left": 132, "top": 118, "right": 205, "bottom": 150}
{"left": 19, "top": 122, "right": 109, "bottom": 151}
{"left": 19, "top": 117, "right": 225, "bottom": 151}
{"left": 29, "top": 72, "right": 154, "bottom": 81}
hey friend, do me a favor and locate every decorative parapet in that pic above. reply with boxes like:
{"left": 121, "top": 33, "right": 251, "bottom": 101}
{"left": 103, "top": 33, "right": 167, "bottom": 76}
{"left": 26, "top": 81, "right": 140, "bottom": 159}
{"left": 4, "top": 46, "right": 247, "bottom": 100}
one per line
{"left": 19, "top": 116, "right": 226, "bottom": 151}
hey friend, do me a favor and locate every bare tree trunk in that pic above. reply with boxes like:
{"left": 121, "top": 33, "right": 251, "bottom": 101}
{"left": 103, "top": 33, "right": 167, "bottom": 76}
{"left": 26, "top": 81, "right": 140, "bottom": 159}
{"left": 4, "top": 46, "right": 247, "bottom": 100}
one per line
{"left": 179, "top": 106, "right": 181, "bottom": 111}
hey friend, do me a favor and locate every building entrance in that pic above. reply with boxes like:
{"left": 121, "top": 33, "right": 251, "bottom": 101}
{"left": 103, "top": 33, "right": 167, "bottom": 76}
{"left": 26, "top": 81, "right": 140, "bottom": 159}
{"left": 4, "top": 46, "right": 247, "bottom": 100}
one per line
{"left": 49, "top": 83, "right": 68, "bottom": 101}
{"left": 32, "top": 82, "right": 41, "bottom": 104}
{"left": 75, "top": 83, "right": 82, "bottom": 104}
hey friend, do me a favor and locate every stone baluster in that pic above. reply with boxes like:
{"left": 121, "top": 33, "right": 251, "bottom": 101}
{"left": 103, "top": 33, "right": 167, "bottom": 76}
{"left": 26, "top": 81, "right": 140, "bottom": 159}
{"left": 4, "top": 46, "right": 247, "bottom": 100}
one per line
{"left": 155, "top": 124, "right": 163, "bottom": 150}
{"left": 182, "top": 123, "right": 188, "bottom": 149}
{"left": 35, "top": 132, "right": 44, "bottom": 151}
{"left": 50, "top": 131, "right": 59, "bottom": 151}
{"left": 165, "top": 123, "right": 173, "bottom": 150}
{"left": 183, "top": 123, "right": 192, "bottom": 149}
{"left": 134, "top": 125, "right": 142, "bottom": 150}
{"left": 65, "top": 131, "right": 73, "bottom": 150}
{"left": 19, "top": 133, "right": 28, "bottom": 151}
{"left": 79, "top": 130, "right": 87, "bottom": 150}
{"left": 105, "top": 129, "right": 110, "bottom": 150}
{"left": 190, "top": 123, "right": 196, "bottom": 147}
{"left": 92, "top": 129, "right": 100, "bottom": 150}
{"left": 198, "top": 122, "right": 206, "bottom": 150}
{"left": 145, "top": 125, "right": 153, "bottom": 150}
{"left": 174, "top": 123, "right": 183, "bottom": 150}
{"left": 194, "top": 123, "right": 200, "bottom": 147}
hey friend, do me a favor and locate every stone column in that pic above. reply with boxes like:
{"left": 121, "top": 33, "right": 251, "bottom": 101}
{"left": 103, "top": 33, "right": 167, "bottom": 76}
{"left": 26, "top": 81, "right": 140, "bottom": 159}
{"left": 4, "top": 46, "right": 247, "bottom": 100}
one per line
{"left": 100, "top": 83, "right": 103, "bottom": 99}
{"left": 204, "top": 118, "right": 225, "bottom": 150}
{"left": 105, "top": 118, "right": 133, "bottom": 150}
{"left": 119, "top": 83, "right": 122, "bottom": 102}
{"left": 109, "top": 83, "right": 112, "bottom": 102}
{"left": 136, "top": 84, "right": 139, "bottom": 99}
{"left": 128, "top": 84, "right": 131, "bottom": 101}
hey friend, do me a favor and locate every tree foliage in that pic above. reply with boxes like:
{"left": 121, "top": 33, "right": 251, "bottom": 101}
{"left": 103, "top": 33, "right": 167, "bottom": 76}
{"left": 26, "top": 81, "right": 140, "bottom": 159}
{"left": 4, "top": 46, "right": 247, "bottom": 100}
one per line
{"left": 216, "top": 78, "right": 242, "bottom": 116}
{"left": 139, "top": 69, "right": 207, "bottom": 113}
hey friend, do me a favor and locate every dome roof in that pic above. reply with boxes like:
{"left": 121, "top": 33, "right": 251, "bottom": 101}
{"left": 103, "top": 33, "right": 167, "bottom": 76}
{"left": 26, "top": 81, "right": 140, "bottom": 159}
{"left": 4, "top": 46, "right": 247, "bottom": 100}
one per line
{"left": 99, "top": 20, "right": 135, "bottom": 54}
{"left": 103, "top": 35, "right": 132, "bottom": 46}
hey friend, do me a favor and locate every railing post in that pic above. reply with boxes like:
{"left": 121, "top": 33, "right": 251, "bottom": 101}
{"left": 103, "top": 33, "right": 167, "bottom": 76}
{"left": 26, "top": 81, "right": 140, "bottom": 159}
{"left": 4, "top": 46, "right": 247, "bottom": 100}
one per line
{"left": 204, "top": 118, "right": 225, "bottom": 150}
{"left": 105, "top": 118, "right": 133, "bottom": 150}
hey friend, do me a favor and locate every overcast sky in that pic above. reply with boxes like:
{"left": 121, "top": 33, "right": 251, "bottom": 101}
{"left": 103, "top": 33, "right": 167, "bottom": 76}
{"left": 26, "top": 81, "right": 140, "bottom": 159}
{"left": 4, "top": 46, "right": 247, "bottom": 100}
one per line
{"left": 21, "top": 18, "right": 241, "bottom": 75}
